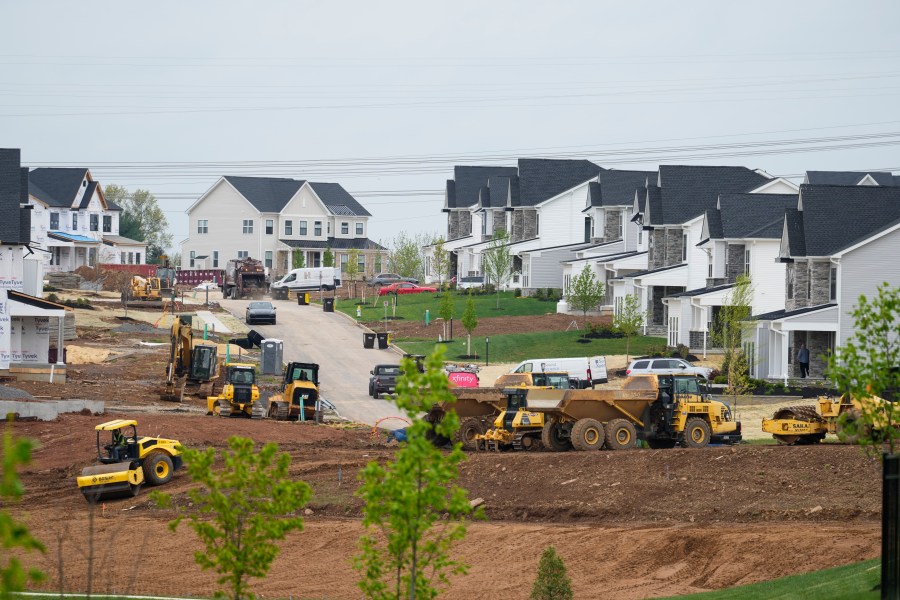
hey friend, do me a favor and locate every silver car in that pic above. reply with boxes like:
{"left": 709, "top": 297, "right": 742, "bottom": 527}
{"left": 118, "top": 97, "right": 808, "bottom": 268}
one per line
{"left": 625, "top": 357, "right": 713, "bottom": 379}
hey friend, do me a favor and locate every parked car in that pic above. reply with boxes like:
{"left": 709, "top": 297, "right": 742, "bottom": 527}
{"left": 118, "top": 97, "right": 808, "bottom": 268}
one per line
{"left": 454, "top": 275, "right": 485, "bottom": 290}
{"left": 368, "top": 273, "right": 418, "bottom": 287}
{"left": 369, "top": 364, "right": 401, "bottom": 398}
{"left": 378, "top": 282, "right": 437, "bottom": 296}
{"left": 625, "top": 357, "right": 713, "bottom": 379}
{"left": 245, "top": 301, "right": 276, "bottom": 325}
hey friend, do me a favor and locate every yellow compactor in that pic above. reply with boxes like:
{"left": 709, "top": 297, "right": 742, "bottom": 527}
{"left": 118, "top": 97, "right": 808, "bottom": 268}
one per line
{"left": 762, "top": 394, "right": 890, "bottom": 445}
{"left": 76, "top": 420, "right": 182, "bottom": 502}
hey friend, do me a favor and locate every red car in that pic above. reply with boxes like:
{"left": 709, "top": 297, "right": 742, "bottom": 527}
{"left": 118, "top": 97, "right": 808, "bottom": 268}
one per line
{"left": 378, "top": 282, "right": 437, "bottom": 296}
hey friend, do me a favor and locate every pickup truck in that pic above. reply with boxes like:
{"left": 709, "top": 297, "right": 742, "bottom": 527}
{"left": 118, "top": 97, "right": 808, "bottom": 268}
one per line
{"left": 369, "top": 364, "right": 401, "bottom": 398}
{"left": 368, "top": 273, "right": 418, "bottom": 287}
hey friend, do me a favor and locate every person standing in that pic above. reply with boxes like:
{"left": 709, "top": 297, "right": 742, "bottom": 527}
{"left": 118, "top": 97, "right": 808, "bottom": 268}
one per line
{"left": 797, "top": 343, "right": 810, "bottom": 378}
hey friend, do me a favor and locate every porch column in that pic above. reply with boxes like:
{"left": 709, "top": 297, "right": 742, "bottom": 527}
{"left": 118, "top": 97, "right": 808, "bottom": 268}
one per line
{"left": 780, "top": 331, "right": 789, "bottom": 386}
{"left": 56, "top": 315, "right": 64, "bottom": 365}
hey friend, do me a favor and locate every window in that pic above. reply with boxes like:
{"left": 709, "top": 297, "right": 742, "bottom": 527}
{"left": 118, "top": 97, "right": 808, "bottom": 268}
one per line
{"left": 135, "top": 252, "right": 141, "bottom": 264}
{"left": 620, "top": 212, "right": 625, "bottom": 239}
{"left": 242, "top": 220, "right": 253, "bottom": 234}
{"left": 314, "top": 221, "right": 322, "bottom": 236}
{"left": 72, "top": 213, "right": 78, "bottom": 230}
{"left": 708, "top": 254, "right": 713, "bottom": 278}
{"left": 198, "top": 219, "right": 208, "bottom": 234}
{"left": 358, "top": 254, "right": 365, "bottom": 272}
{"left": 90, "top": 214, "right": 99, "bottom": 232}
{"left": 265, "top": 250, "right": 273, "bottom": 268}
{"left": 327, "top": 221, "right": 331, "bottom": 235}
{"left": 787, "top": 265, "right": 794, "bottom": 299}
{"left": 189, "top": 251, "right": 196, "bottom": 267}
{"left": 299, "top": 220, "right": 307, "bottom": 236}
{"left": 535, "top": 213, "right": 540, "bottom": 235}
{"left": 341, "top": 222, "right": 349, "bottom": 235}
{"left": 121, "top": 252, "right": 126, "bottom": 264}
{"left": 266, "top": 219, "right": 274, "bottom": 235}
{"left": 50, "top": 212, "right": 59, "bottom": 230}
{"left": 830, "top": 266, "right": 837, "bottom": 301}
{"left": 807, "top": 263, "right": 812, "bottom": 299}
{"left": 284, "top": 220, "right": 293, "bottom": 236}
{"left": 213, "top": 250, "right": 219, "bottom": 268}
{"left": 744, "top": 249, "right": 751, "bottom": 275}
{"left": 632, "top": 360, "right": 650, "bottom": 369}
{"left": 340, "top": 253, "right": 348, "bottom": 272}
{"left": 102, "top": 215, "right": 111, "bottom": 232}
{"left": 481, "top": 215, "right": 487, "bottom": 235}
{"left": 356, "top": 222, "right": 363, "bottom": 235}
{"left": 682, "top": 233, "right": 687, "bottom": 262}
{"left": 237, "top": 250, "right": 249, "bottom": 259}
{"left": 638, "top": 230, "right": 642, "bottom": 245}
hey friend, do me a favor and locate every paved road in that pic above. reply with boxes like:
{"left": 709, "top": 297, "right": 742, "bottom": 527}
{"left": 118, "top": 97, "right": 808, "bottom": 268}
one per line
{"left": 217, "top": 293, "right": 408, "bottom": 429}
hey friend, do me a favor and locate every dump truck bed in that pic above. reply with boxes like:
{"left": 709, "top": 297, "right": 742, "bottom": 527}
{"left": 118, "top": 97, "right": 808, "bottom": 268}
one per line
{"left": 525, "top": 377, "right": 661, "bottom": 424}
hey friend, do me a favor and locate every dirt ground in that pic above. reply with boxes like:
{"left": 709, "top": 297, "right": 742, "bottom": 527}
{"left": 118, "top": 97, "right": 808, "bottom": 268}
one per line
{"left": 363, "top": 311, "right": 604, "bottom": 338}
{"left": 4, "top": 309, "right": 884, "bottom": 599}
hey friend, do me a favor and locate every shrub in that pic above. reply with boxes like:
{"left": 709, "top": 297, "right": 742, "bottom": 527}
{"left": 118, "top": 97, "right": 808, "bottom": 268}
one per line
{"left": 676, "top": 344, "right": 690, "bottom": 360}
{"left": 46, "top": 293, "right": 59, "bottom": 303}
{"left": 712, "top": 375, "right": 728, "bottom": 385}
{"left": 646, "top": 343, "right": 669, "bottom": 358}
{"left": 514, "top": 289, "right": 522, "bottom": 298}
{"left": 532, "top": 289, "right": 545, "bottom": 301}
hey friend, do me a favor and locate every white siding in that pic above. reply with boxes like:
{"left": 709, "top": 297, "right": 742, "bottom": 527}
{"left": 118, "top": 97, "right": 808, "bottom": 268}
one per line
{"left": 537, "top": 183, "right": 591, "bottom": 248}
{"left": 685, "top": 219, "right": 707, "bottom": 290}
{"left": 747, "top": 240, "right": 785, "bottom": 315}
{"left": 838, "top": 229, "right": 900, "bottom": 345}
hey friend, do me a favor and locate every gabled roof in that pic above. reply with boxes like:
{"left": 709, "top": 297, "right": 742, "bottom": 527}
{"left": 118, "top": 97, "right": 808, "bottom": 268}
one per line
{"left": 596, "top": 169, "right": 656, "bottom": 207}
{"left": 717, "top": 193, "right": 798, "bottom": 239}
{"left": 446, "top": 166, "right": 518, "bottom": 210}
{"left": 279, "top": 237, "right": 386, "bottom": 251}
{"left": 805, "top": 171, "right": 896, "bottom": 186}
{"left": 486, "top": 176, "right": 512, "bottom": 209}
{"left": 783, "top": 208, "right": 806, "bottom": 257}
{"left": 698, "top": 208, "right": 723, "bottom": 245}
{"left": 102, "top": 235, "right": 146, "bottom": 246}
{"left": 29, "top": 168, "right": 89, "bottom": 208}
{"left": 517, "top": 158, "right": 603, "bottom": 207}
{"left": 309, "top": 182, "right": 371, "bottom": 217}
{"left": 649, "top": 165, "right": 770, "bottom": 225}
{"left": 644, "top": 185, "right": 663, "bottom": 226}
{"left": 223, "top": 176, "right": 306, "bottom": 213}
{"left": 78, "top": 181, "right": 98, "bottom": 209}
{"left": 794, "top": 184, "right": 900, "bottom": 257}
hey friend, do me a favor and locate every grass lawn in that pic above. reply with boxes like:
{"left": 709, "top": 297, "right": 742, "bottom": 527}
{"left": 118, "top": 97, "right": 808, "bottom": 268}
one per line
{"left": 655, "top": 559, "right": 879, "bottom": 599}
{"left": 333, "top": 290, "right": 559, "bottom": 322}
{"left": 395, "top": 329, "right": 665, "bottom": 363}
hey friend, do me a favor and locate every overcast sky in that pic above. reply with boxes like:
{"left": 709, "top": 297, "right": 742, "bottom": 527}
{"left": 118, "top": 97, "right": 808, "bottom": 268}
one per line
{"left": 3, "top": 1, "right": 899, "bottom": 252}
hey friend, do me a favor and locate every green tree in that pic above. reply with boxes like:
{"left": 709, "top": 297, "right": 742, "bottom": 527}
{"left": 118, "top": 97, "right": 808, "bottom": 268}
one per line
{"left": 432, "top": 238, "right": 449, "bottom": 287}
{"left": 565, "top": 265, "right": 605, "bottom": 323}
{"left": 461, "top": 291, "right": 478, "bottom": 357}
{"left": 356, "top": 348, "right": 480, "bottom": 599}
{"left": 531, "top": 546, "right": 573, "bottom": 600}
{"left": 1, "top": 425, "right": 45, "bottom": 600}
{"left": 387, "top": 232, "right": 434, "bottom": 281}
{"left": 439, "top": 285, "right": 455, "bottom": 341}
{"left": 711, "top": 274, "right": 754, "bottom": 398}
{"left": 614, "top": 293, "right": 646, "bottom": 363}
{"left": 154, "top": 437, "right": 311, "bottom": 600}
{"left": 104, "top": 185, "right": 173, "bottom": 258}
{"left": 345, "top": 248, "right": 361, "bottom": 297}
{"left": 481, "top": 231, "right": 513, "bottom": 309}
{"left": 292, "top": 249, "right": 305, "bottom": 269}
{"left": 323, "top": 246, "right": 334, "bottom": 268}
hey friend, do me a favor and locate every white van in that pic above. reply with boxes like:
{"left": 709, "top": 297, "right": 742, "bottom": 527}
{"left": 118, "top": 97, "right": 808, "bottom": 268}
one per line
{"left": 271, "top": 267, "right": 341, "bottom": 292}
{"left": 501, "top": 356, "right": 608, "bottom": 388}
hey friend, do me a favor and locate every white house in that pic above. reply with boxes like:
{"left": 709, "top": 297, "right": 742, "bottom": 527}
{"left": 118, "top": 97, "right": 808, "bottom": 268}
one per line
{"left": 182, "top": 176, "right": 385, "bottom": 280}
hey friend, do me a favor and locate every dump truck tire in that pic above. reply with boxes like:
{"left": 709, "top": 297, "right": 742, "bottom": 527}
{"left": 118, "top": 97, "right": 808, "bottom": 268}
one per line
{"left": 605, "top": 419, "right": 637, "bottom": 451}
{"left": 541, "top": 421, "right": 571, "bottom": 452}
{"left": 682, "top": 417, "right": 711, "bottom": 448}
{"left": 456, "top": 418, "right": 485, "bottom": 451}
{"left": 143, "top": 452, "right": 174, "bottom": 486}
{"left": 571, "top": 418, "right": 604, "bottom": 451}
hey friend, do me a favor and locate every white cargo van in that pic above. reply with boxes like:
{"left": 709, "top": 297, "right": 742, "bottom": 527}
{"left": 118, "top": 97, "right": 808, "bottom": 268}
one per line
{"left": 501, "top": 356, "right": 608, "bottom": 388}
{"left": 271, "top": 267, "right": 341, "bottom": 292}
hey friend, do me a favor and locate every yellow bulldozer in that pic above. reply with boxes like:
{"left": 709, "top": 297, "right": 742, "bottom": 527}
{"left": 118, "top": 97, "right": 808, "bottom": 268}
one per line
{"left": 76, "top": 419, "right": 182, "bottom": 502}
{"left": 122, "top": 275, "right": 165, "bottom": 308}
{"left": 762, "top": 393, "right": 891, "bottom": 445}
{"left": 268, "top": 362, "right": 322, "bottom": 421}
{"left": 161, "top": 314, "right": 219, "bottom": 402}
{"left": 207, "top": 363, "right": 266, "bottom": 418}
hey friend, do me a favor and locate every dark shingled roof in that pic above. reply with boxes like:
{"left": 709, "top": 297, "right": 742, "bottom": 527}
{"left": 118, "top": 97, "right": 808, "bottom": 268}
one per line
{"left": 667, "top": 283, "right": 735, "bottom": 298}
{"left": 586, "top": 181, "right": 601, "bottom": 209}
{"left": 806, "top": 171, "right": 896, "bottom": 186}
{"left": 309, "top": 182, "right": 371, "bottom": 217}
{"left": 783, "top": 208, "right": 806, "bottom": 257}
{"left": 795, "top": 184, "right": 900, "bottom": 256}
{"left": 486, "top": 176, "right": 511, "bottom": 208}
{"left": 597, "top": 169, "right": 657, "bottom": 206}
{"left": 625, "top": 263, "right": 686, "bottom": 278}
{"left": 224, "top": 176, "right": 305, "bottom": 213}
{"left": 106, "top": 199, "right": 122, "bottom": 211}
{"left": 645, "top": 185, "right": 663, "bottom": 225}
{"left": 702, "top": 208, "right": 723, "bottom": 242}
{"left": 446, "top": 166, "right": 518, "bottom": 209}
{"left": 78, "top": 181, "right": 98, "bottom": 209}
{"left": 279, "top": 237, "right": 386, "bottom": 251}
{"left": 29, "top": 168, "right": 88, "bottom": 207}
{"left": 718, "top": 193, "right": 798, "bottom": 239}
{"left": 754, "top": 303, "right": 837, "bottom": 321}
{"left": 649, "top": 165, "right": 770, "bottom": 225}
{"left": 517, "top": 158, "right": 603, "bottom": 206}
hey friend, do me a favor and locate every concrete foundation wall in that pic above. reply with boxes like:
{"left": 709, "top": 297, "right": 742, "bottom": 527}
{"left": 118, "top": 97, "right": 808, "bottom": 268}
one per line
{"left": 1, "top": 399, "right": 103, "bottom": 421}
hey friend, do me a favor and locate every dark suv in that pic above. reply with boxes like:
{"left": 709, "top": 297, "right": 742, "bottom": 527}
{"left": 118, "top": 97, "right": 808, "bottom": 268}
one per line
{"left": 369, "top": 364, "right": 401, "bottom": 398}
{"left": 367, "top": 273, "right": 418, "bottom": 287}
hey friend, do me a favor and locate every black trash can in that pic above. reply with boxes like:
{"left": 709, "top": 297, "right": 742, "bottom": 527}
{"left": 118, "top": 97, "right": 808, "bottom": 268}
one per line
{"left": 272, "top": 287, "right": 288, "bottom": 300}
{"left": 323, "top": 297, "right": 335, "bottom": 312}
{"left": 363, "top": 333, "right": 376, "bottom": 349}
{"left": 297, "top": 292, "right": 309, "bottom": 306}
{"left": 377, "top": 332, "right": 390, "bottom": 349}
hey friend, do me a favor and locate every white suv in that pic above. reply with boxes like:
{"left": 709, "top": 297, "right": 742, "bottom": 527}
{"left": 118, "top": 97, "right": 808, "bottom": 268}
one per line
{"left": 625, "top": 358, "right": 713, "bottom": 379}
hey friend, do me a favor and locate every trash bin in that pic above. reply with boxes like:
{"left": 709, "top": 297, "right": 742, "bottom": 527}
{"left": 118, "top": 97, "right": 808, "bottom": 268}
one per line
{"left": 377, "top": 332, "right": 390, "bottom": 349}
{"left": 323, "top": 297, "right": 335, "bottom": 312}
{"left": 272, "top": 287, "right": 288, "bottom": 300}
{"left": 261, "top": 339, "right": 283, "bottom": 375}
{"left": 363, "top": 333, "right": 376, "bottom": 349}
{"left": 297, "top": 292, "right": 309, "bottom": 306}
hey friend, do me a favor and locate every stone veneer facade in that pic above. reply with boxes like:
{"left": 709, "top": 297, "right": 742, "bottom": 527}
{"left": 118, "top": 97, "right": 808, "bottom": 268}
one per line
{"left": 726, "top": 243, "right": 745, "bottom": 283}
{"left": 785, "top": 260, "right": 831, "bottom": 311}
{"left": 603, "top": 210, "right": 622, "bottom": 241}
{"left": 648, "top": 227, "right": 685, "bottom": 270}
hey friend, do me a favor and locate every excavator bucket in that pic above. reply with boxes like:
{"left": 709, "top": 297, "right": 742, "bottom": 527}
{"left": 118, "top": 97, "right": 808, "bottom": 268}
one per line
{"left": 160, "top": 380, "right": 184, "bottom": 402}
{"left": 77, "top": 462, "right": 144, "bottom": 503}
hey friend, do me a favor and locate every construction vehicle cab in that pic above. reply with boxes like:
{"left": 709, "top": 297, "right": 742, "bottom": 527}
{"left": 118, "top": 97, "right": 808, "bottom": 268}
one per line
{"left": 208, "top": 363, "right": 265, "bottom": 418}
{"left": 268, "top": 362, "right": 321, "bottom": 421}
{"left": 76, "top": 419, "right": 182, "bottom": 502}
{"left": 161, "top": 314, "right": 219, "bottom": 402}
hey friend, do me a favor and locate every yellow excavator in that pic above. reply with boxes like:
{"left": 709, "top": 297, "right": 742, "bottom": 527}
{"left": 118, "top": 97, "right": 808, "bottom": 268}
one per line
{"left": 207, "top": 363, "right": 266, "bottom": 418}
{"left": 76, "top": 419, "right": 182, "bottom": 502}
{"left": 161, "top": 315, "right": 219, "bottom": 402}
